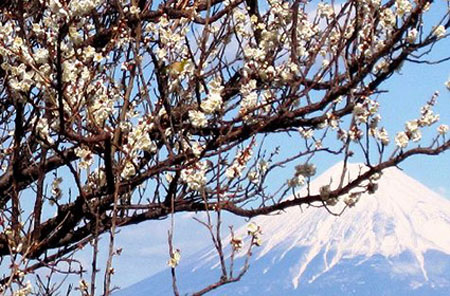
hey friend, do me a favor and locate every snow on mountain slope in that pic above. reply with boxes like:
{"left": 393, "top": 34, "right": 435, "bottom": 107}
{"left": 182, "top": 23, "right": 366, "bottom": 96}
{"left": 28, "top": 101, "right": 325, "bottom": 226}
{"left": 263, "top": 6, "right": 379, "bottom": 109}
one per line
{"left": 196, "top": 161, "right": 450, "bottom": 289}
{"left": 116, "top": 162, "right": 450, "bottom": 295}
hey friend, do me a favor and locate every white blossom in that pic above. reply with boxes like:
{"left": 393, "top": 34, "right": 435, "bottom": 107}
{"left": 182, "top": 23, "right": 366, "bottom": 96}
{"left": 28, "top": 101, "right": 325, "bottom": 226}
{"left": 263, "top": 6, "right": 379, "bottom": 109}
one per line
{"left": 405, "top": 120, "right": 419, "bottom": 133}
{"left": 75, "top": 147, "right": 93, "bottom": 169}
{"left": 258, "top": 160, "right": 268, "bottom": 173}
{"left": 226, "top": 148, "right": 253, "bottom": 179}
{"left": 298, "top": 127, "right": 313, "bottom": 139}
{"left": 376, "top": 128, "right": 390, "bottom": 145}
{"left": 121, "top": 160, "right": 136, "bottom": 179}
{"left": 247, "top": 222, "right": 260, "bottom": 235}
{"left": 79, "top": 280, "right": 89, "bottom": 291}
{"left": 445, "top": 79, "right": 450, "bottom": 91}
{"left": 167, "top": 249, "right": 181, "bottom": 268}
{"left": 51, "top": 177, "right": 63, "bottom": 199}
{"left": 410, "top": 129, "right": 422, "bottom": 142}
{"left": 407, "top": 28, "right": 418, "bottom": 43}
{"left": 380, "top": 8, "right": 396, "bottom": 29}
{"left": 437, "top": 124, "right": 449, "bottom": 135}
{"left": 419, "top": 107, "right": 439, "bottom": 126}
{"left": 248, "top": 170, "right": 259, "bottom": 184}
{"left": 13, "top": 281, "right": 32, "bottom": 296}
{"left": 181, "top": 161, "right": 208, "bottom": 191}
{"left": 188, "top": 110, "right": 207, "bottom": 128}
{"left": 69, "top": 0, "right": 102, "bottom": 17}
{"left": 35, "top": 117, "right": 54, "bottom": 144}
{"left": 317, "top": 3, "right": 334, "bottom": 18}
{"left": 140, "top": 134, "right": 158, "bottom": 153}
{"left": 433, "top": 25, "right": 446, "bottom": 39}
{"left": 395, "top": 0, "right": 412, "bottom": 16}
{"left": 201, "top": 91, "right": 222, "bottom": 114}
{"left": 129, "top": 5, "right": 141, "bottom": 15}
{"left": 34, "top": 48, "right": 49, "bottom": 64}
{"left": 395, "top": 131, "right": 409, "bottom": 148}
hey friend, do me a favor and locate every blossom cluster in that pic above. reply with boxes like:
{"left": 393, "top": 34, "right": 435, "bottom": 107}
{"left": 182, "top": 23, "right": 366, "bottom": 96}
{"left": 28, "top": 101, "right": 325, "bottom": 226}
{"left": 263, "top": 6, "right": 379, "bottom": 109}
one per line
{"left": 119, "top": 115, "right": 159, "bottom": 179}
{"left": 201, "top": 77, "right": 224, "bottom": 114}
{"left": 231, "top": 222, "right": 262, "bottom": 251}
{"left": 180, "top": 161, "right": 209, "bottom": 191}
{"left": 12, "top": 281, "right": 32, "bottom": 296}
{"left": 395, "top": 97, "right": 441, "bottom": 148}
{"left": 239, "top": 80, "right": 259, "bottom": 121}
{"left": 226, "top": 146, "right": 254, "bottom": 180}
{"left": 75, "top": 147, "right": 94, "bottom": 170}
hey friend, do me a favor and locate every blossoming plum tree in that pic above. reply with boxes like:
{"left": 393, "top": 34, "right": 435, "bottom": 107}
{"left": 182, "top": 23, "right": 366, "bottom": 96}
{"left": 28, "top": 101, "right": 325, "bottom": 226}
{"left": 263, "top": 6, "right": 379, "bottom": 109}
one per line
{"left": 0, "top": 0, "right": 449, "bottom": 294}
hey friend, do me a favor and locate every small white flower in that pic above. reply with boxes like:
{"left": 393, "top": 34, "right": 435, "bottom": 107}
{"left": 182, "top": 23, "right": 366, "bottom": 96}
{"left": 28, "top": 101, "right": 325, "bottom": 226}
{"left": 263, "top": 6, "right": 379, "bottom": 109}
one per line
{"left": 248, "top": 170, "right": 259, "bottom": 183}
{"left": 191, "top": 141, "right": 204, "bottom": 157}
{"left": 432, "top": 25, "right": 446, "bottom": 38}
{"left": 258, "top": 160, "right": 268, "bottom": 173}
{"left": 437, "top": 124, "right": 449, "bottom": 135}
{"left": 247, "top": 222, "right": 260, "bottom": 235}
{"left": 35, "top": 117, "right": 54, "bottom": 144}
{"left": 295, "top": 174, "right": 306, "bottom": 186}
{"left": 93, "top": 53, "right": 103, "bottom": 63}
{"left": 188, "top": 110, "right": 207, "bottom": 128}
{"left": 51, "top": 177, "right": 63, "bottom": 199}
{"left": 377, "top": 128, "right": 390, "bottom": 145}
{"left": 226, "top": 164, "right": 243, "bottom": 179}
{"left": 317, "top": 2, "right": 334, "bottom": 18}
{"left": 395, "top": 0, "right": 412, "bottom": 16}
{"left": 168, "top": 249, "right": 181, "bottom": 268}
{"left": 129, "top": 5, "right": 141, "bottom": 15}
{"left": 344, "top": 195, "right": 359, "bottom": 208}
{"left": 75, "top": 147, "right": 93, "bottom": 169}
{"left": 380, "top": 8, "right": 396, "bottom": 29}
{"left": 406, "top": 28, "right": 418, "bottom": 43}
{"left": 315, "top": 140, "right": 323, "bottom": 149}
{"left": 34, "top": 48, "right": 49, "bottom": 64}
{"left": 140, "top": 134, "right": 157, "bottom": 153}
{"left": 298, "top": 127, "right": 313, "bottom": 139}
{"left": 201, "top": 91, "right": 222, "bottom": 114}
{"left": 405, "top": 120, "right": 419, "bottom": 133}
{"left": 410, "top": 129, "right": 422, "bottom": 142}
{"left": 395, "top": 131, "right": 409, "bottom": 148}
{"left": 84, "top": 46, "right": 96, "bottom": 59}
{"left": 79, "top": 280, "right": 89, "bottom": 291}
{"left": 419, "top": 109, "right": 439, "bottom": 126}
{"left": 121, "top": 160, "right": 136, "bottom": 179}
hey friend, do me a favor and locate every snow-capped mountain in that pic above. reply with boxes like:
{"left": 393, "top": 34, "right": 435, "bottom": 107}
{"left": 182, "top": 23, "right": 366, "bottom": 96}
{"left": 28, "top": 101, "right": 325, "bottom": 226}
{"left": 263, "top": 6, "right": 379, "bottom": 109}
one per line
{"left": 116, "top": 162, "right": 450, "bottom": 295}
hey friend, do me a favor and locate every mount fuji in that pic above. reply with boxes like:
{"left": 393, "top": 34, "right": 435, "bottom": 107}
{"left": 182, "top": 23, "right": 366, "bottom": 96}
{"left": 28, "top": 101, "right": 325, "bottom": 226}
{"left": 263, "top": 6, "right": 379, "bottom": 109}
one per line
{"left": 116, "top": 162, "right": 450, "bottom": 295}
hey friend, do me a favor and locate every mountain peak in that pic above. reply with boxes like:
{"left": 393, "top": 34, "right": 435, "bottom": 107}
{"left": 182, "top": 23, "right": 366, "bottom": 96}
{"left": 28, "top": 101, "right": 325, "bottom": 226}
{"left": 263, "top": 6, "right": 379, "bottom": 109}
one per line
{"left": 117, "top": 162, "right": 450, "bottom": 296}
{"left": 244, "top": 162, "right": 450, "bottom": 287}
